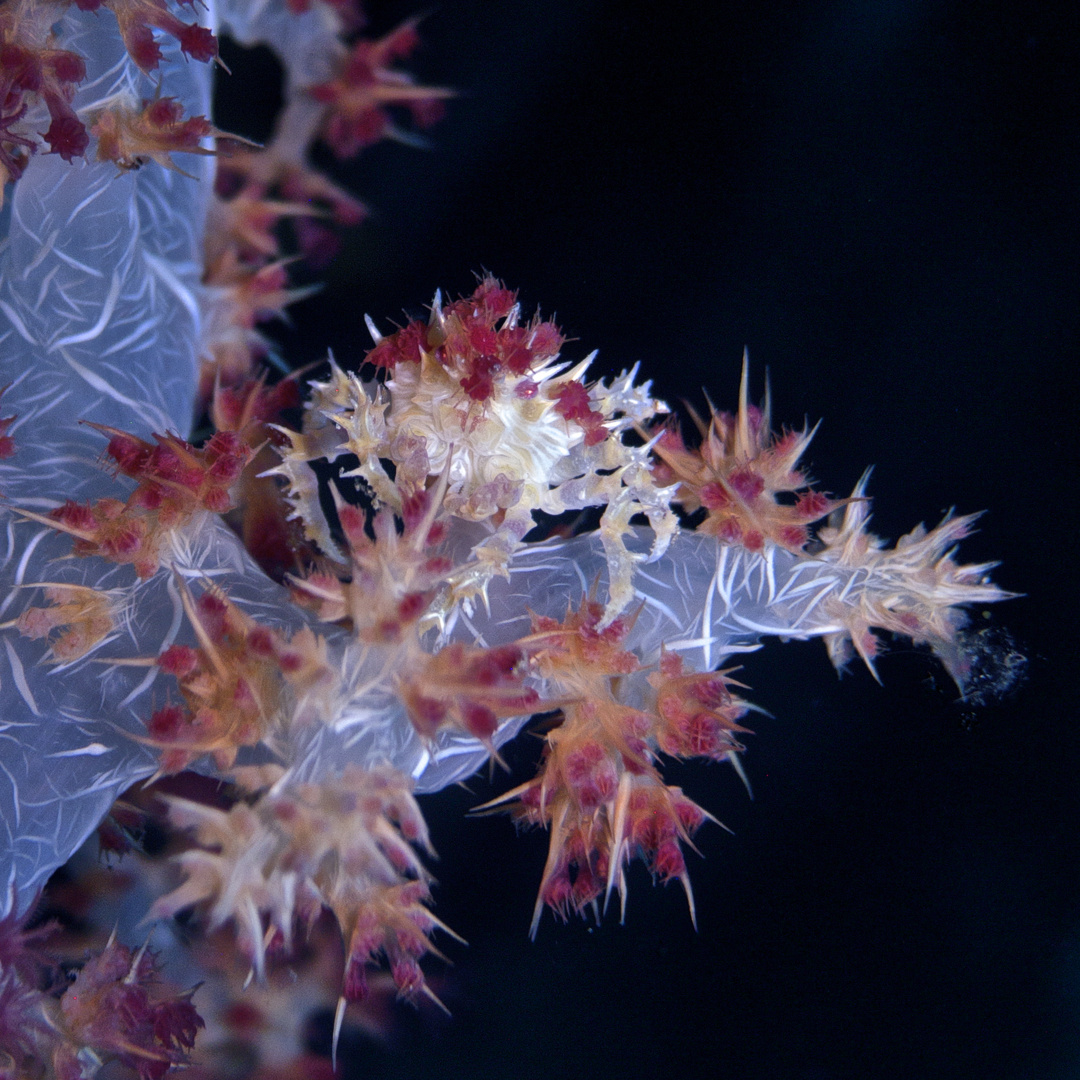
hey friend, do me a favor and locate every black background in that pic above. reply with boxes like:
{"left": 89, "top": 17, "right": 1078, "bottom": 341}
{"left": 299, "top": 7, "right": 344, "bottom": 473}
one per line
{"left": 216, "top": 2, "right": 1078, "bottom": 1077}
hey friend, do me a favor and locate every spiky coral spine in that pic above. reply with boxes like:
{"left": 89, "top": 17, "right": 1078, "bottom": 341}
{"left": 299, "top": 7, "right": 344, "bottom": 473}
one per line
{"left": 149, "top": 765, "right": 452, "bottom": 1016}
{"left": 811, "top": 475, "right": 1011, "bottom": 684}
{"left": 476, "top": 597, "right": 751, "bottom": 934}
{"left": 651, "top": 356, "right": 851, "bottom": 553}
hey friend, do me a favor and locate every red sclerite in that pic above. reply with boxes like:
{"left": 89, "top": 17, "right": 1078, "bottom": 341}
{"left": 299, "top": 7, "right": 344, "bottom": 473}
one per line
{"left": 1, "top": 0, "right": 220, "bottom": 185}
{"left": 308, "top": 18, "right": 451, "bottom": 159}
{"left": 476, "top": 597, "right": 751, "bottom": 935}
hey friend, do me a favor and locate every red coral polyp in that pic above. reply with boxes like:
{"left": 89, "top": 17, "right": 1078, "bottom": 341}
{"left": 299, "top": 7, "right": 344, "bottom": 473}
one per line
{"left": 78, "top": 0, "right": 218, "bottom": 72}
{"left": 0, "top": 19, "right": 90, "bottom": 167}
{"left": 309, "top": 19, "right": 452, "bottom": 160}
{"left": 399, "top": 641, "right": 539, "bottom": 748}
{"left": 27, "top": 426, "right": 251, "bottom": 575}
{"left": 651, "top": 361, "right": 851, "bottom": 554}
{"left": 57, "top": 939, "right": 203, "bottom": 1080}
{"left": 91, "top": 96, "right": 235, "bottom": 174}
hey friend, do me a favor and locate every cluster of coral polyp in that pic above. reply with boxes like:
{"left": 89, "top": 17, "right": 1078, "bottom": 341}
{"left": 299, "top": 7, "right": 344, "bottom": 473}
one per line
{"left": 0, "top": 1, "right": 1011, "bottom": 1076}
{"left": 1, "top": 0, "right": 219, "bottom": 184}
